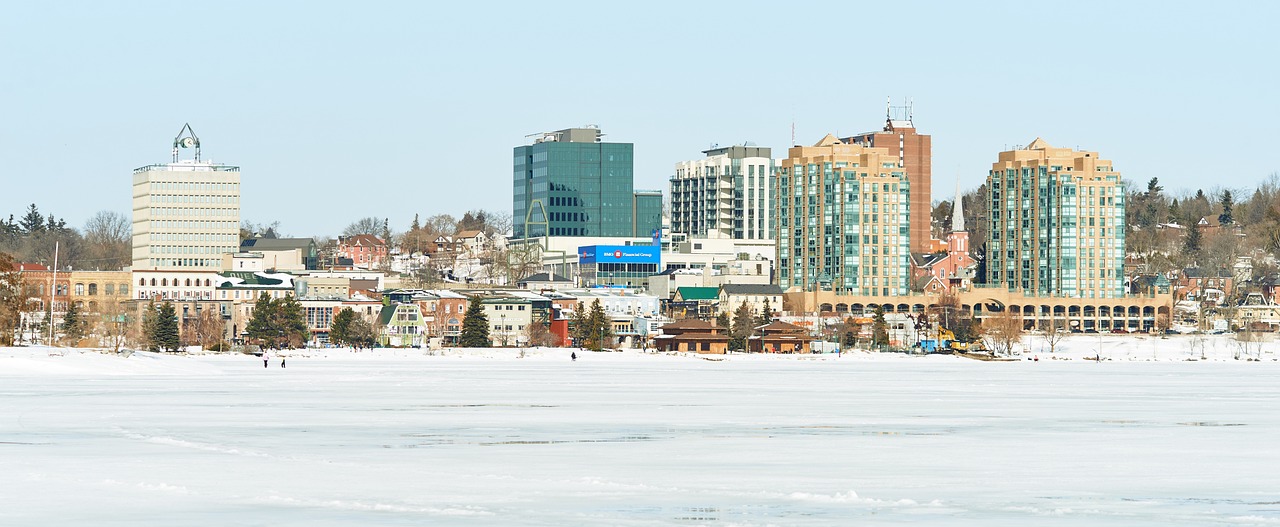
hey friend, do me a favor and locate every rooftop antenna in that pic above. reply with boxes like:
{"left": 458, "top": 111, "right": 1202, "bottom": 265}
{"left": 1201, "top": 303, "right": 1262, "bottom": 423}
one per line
{"left": 791, "top": 119, "right": 795, "bottom": 146}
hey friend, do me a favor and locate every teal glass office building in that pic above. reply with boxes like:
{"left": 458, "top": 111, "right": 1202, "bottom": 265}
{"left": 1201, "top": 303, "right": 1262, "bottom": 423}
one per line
{"left": 513, "top": 127, "right": 662, "bottom": 239}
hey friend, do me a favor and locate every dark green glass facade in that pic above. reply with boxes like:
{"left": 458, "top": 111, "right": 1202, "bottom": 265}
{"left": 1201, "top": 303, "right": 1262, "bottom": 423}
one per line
{"left": 513, "top": 131, "right": 660, "bottom": 239}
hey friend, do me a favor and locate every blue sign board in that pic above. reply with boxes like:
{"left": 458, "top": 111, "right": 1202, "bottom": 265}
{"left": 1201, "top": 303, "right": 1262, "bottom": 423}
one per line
{"left": 577, "top": 245, "right": 660, "bottom": 265}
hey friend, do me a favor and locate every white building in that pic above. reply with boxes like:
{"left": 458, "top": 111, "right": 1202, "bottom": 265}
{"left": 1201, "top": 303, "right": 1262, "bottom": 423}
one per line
{"left": 131, "top": 125, "right": 241, "bottom": 271}
{"left": 670, "top": 145, "right": 774, "bottom": 240}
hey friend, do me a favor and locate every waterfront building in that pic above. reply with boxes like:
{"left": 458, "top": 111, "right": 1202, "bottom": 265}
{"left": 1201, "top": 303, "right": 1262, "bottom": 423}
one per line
{"left": 843, "top": 102, "right": 934, "bottom": 253}
{"left": 985, "top": 138, "right": 1126, "bottom": 298}
{"left": 775, "top": 134, "right": 910, "bottom": 296}
{"left": 513, "top": 126, "right": 661, "bottom": 239}
{"left": 670, "top": 144, "right": 773, "bottom": 240}
{"left": 131, "top": 124, "right": 241, "bottom": 271}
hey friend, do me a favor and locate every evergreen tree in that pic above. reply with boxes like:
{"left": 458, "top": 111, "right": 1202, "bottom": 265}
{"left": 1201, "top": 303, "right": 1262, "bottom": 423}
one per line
{"left": 330, "top": 308, "right": 355, "bottom": 347}
{"left": 756, "top": 298, "right": 774, "bottom": 327}
{"left": 61, "top": 301, "right": 84, "bottom": 344}
{"left": 715, "top": 311, "right": 730, "bottom": 331}
{"left": 142, "top": 299, "right": 161, "bottom": 352}
{"left": 245, "top": 293, "right": 277, "bottom": 347}
{"left": 872, "top": 305, "right": 889, "bottom": 349}
{"left": 570, "top": 302, "right": 588, "bottom": 347}
{"left": 19, "top": 204, "right": 44, "bottom": 235}
{"left": 458, "top": 297, "right": 490, "bottom": 347}
{"left": 1183, "top": 223, "right": 1203, "bottom": 258}
{"left": 154, "top": 301, "right": 180, "bottom": 352}
{"left": 585, "top": 299, "right": 612, "bottom": 351}
{"left": 1219, "top": 190, "right": 1234, "bottom": 225}
{"left": 729, "top": 301, "right": 754, "bottom": 351}
{"left": 274, "top": 294, "right": 309, "bottom": 348}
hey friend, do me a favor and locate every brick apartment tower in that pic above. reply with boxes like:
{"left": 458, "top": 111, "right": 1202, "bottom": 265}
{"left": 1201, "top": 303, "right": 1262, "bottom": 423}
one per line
{"left": 844, "top": 100, "right": 934, "bottom": 253}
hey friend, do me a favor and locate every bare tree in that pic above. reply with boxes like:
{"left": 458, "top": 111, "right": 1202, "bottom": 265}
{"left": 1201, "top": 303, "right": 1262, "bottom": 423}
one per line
{"left": 524, "top": 321, "right": 560, "bottom": 347}
{"left": 1043, "top": 313, "right": 1066, "bottom": 355}
{"left": 98, "top": 296, "right": 131, "bottom": 354}
{"left": 182, "top": 308, "right": 226, "bottom": 351}
{"left": 83, "top": 211, "right": 130, "bottom": 270}
{"left": 342, "top": 217, "right": 384, "bottom": 237}
{"left": 983, "top": 310, "right": 1023, "bottom": 356}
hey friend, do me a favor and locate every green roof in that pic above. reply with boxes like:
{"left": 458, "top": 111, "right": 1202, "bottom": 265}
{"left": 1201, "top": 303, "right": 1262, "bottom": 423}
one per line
{"left": 675, "top": 286, "right": 719, "bottom": 301}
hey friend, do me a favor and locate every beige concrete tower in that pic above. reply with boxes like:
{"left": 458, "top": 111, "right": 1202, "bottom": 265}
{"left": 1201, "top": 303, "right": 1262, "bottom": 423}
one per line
{"left": 131, "top": 124, "right": 242, "bottom": 271}
{"left": 775, "top": 134, "right": 910, "bottom": 296}
{"left": 985, "top": 138, "right": 1126, "bottom": 299}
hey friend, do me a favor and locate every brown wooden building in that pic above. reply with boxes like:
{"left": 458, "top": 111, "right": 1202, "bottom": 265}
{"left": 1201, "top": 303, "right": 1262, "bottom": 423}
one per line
{"left": 652, "top": 319, "right": 728, "bottom": 354}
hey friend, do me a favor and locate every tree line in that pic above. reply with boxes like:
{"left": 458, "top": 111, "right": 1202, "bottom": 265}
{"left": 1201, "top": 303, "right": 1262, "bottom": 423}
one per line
{"left": 0, "top": 205, "right": 131, "bottom": 271}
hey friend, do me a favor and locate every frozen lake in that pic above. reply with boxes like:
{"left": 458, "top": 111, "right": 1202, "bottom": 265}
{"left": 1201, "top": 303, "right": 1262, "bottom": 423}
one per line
{"left": 3, "top": 348, "right": 1279, "bottom": 525}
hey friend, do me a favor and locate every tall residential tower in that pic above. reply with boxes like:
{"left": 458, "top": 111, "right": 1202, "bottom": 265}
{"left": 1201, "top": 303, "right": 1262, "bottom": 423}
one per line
{"left": 843, "top": 101, "right": 934, "bottom": 252}
{"left": 775, "top": 134, "right": 910, "bottom": 296}
{"left": 670, "top": 144, "right": 773, "bottom": 240}
{"left": 985, "top": 138, "right": 1126, "bottom": 298}
{"left": 512, "top": 126, "right": 662, "bottom": 239}
{"left": 131, "top": 124, "right": 241, "bottom": 270}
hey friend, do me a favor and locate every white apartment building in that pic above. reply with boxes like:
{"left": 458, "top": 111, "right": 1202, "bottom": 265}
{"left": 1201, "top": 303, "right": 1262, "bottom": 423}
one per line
{"left": 670, "top": 144, "right": 773, "bottom": 240}
{"left": 131, "top": 125, "right": 241, "bottom": 271}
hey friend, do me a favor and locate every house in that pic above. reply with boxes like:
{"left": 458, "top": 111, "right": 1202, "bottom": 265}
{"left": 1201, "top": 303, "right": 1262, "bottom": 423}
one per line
{"left": 453, "top": 229, "right": 488, "bottom": 255}
{"left": 1174, "top": 267, "right": 1234, "bottom": 304}
{"left": 672, "top": 286, "right": 719, "bottom": 319}
{"left": 717, "top": 284, "right": 783, "bottom": 317}
{"left": 652, "top": 319, "right": 729, "bottom": 354}
{"left": 517, "top": 272, "right": 573, "bottom": 291}
{"left": 337, "top": 234, "right": 388, "bottom": 270}
{"left": 376, "top": 303, "right": 426, "bottom": 347}
{"left": 1129, "top": 274, "right": 1171, "bottom": 296}
{"left": 748, "top": 321, "right": 811, "bottom": 353}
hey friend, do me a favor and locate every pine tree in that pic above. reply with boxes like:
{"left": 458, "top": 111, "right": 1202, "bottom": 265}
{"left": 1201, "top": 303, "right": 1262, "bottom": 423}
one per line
{"left": 872, "top": 305, "right": 889, "bottom": 349}
{"left": 1219, "top": 190, "right": 1234, "bottom": 225}
{"left": 246, "top": 292, "right": 277, "bottom": 347}
{"left": 1183, "top": 223, "right": 1203, "bottom": 258}
{"left": 19, "top": 204, "right": 44, "bottom": 235}
{"left": 274, "top": 293, "right": 308, "bottom": 348}
{"left": 155, "top": 301, "right": 180, "bottom": 352}
{"left": 570, "top": 302, "right": 588, "bottom": 347}
{"left": 142, "top": 299, "right": 161, "bottom": 352}
{"left": 61, "top": 301, "right": 84, "bottom": 344}
{"left": 729, "top": 301, "right": 754, "bottom": 351}
{"left": 586, "top": 299, "right": 612, "bottom": 351}
{"left": 458, "top": 297, "right": 490, "bottom": 347}
{"left": 757, "top": 298, "right": 774, "bottom": 326}
{"left": 330, "top": 308, "right": 355, "bottom": 347}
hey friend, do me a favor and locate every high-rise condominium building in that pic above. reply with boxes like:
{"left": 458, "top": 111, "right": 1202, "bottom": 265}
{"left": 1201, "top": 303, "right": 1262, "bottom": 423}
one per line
{"left": 512, "top": 126, "right": 662, "bottom": 239}
{"left": 775, "top": 135, "right": 910, "bottom": 296}
{"left": 985, "top": 138, "right": 1126, "bottom": 298}
{"left": 843, "top": 103, "right": 933, "bottom": 253}
{"left": 131, "top": 125, "right": 241, "bottom": 270}
{"left": 670, "top": 145, "right": 773, "bottom": 240}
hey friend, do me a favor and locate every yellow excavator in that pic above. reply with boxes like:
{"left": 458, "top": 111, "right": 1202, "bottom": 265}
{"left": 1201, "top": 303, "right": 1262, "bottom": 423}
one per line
{"left": 938, "top": 328, "right": 987, "bottom": 352}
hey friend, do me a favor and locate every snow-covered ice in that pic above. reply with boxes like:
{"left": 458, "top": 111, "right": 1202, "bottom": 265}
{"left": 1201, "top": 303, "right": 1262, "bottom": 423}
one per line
{"left": 2, "top": 335, "right": 1278, "bottom": 526}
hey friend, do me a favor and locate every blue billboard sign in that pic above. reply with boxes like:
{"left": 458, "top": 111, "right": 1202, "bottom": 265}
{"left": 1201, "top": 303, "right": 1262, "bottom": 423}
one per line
{"left": 577, "top": 245, "right": 660, "bottom": 265}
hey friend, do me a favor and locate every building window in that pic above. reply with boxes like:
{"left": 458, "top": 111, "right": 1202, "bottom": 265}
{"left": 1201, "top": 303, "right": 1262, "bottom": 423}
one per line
{"left": 119, "top": 283, "right": 129, "bottom": 295}
{"left": 75, "top": 283, "right": 85, "bottom": 296}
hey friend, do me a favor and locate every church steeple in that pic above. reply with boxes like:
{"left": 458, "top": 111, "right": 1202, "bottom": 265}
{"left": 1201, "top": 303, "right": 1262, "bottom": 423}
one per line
{"left": 951, "top": 180, "right": 965, "bottom": 233}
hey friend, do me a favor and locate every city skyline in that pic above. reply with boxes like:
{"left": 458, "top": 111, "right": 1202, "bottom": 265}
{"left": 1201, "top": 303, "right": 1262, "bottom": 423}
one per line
{"left": 2, "top": 1, "right": 1277, "bottom": 237}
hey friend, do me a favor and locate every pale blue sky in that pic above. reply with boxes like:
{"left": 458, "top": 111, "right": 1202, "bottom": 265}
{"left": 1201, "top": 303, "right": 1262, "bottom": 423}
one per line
{"left": 2, "top": 1, "right": 1277, "bottom": 237}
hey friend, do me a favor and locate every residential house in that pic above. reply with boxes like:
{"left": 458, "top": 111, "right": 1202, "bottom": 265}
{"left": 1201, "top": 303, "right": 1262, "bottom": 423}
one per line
{"left": 1174, "top": 267, "right": 1234, "bottom": 304}
{"left": 517, "top": 272, "right": 573, "bottom": 291}
{"left": 337, "top": 234, "right": 388, "bottom": 270}
{"left": 376, "top": 303, "right": 426, "bottom": 347}
{"left": 717, "top": 284, "right": 783, "bottom": 317}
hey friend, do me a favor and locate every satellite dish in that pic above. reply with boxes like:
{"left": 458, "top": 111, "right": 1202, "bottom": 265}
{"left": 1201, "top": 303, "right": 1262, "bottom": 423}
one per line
{"left": 180, "top": 137, "right": 196, "bottom": 148}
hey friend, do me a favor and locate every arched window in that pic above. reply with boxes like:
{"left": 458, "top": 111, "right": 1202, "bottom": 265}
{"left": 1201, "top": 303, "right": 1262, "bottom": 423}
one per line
{"left": 150, "top": 278, "right": 157, "bottom": 286}
{"left": 204, "top": 279, "right": 211, "bottom": 287}
{"left": 161, "top": 278, "right": 168, "bottom": 286}
{"left": 186, "top": 279, "right": 192, "bottom": 287}
{"left": 88, "top": 283, "right": 98, "bottom": 295}
{"left": 140, "top": 278, "right": 146, "bottom": 286}
{"left": 74, "top": 283, "right": 85, "bottom": 296}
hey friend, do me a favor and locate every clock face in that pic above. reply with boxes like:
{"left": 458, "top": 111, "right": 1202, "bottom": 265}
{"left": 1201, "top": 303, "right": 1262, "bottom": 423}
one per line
{"left": 180, "top": 137, "right": 196, "bottom": 148}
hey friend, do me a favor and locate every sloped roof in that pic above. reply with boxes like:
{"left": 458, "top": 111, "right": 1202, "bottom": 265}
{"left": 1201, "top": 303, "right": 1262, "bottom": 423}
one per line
{"left": 815, "top": 133, "right": 842, "bottom": 147}
{"left": 661, "top": 319, "right": 718, "bottom": 330}
{"left": 455, "top": 229, "right": 483, "bottom": 239}
{"left": 757, "top": 320, "right": 803, "bottom": 332}
{"left": 1026, "top": 137, "right": 1052, "bottom": 150}
{"left": 720, "top": 284, "right": 783, "bottom": 295}
{"left": 519, "top": 272, "right": 571, "bottom": 283}
{"left": 341, "top": 234, "right": 385, "bottom": 246}
{"left": 675, "top": 286, "right": 720, "bottom": 301}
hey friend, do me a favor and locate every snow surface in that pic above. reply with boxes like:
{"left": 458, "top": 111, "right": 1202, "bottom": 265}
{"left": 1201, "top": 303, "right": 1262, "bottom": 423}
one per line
{"left": 2, "top": 335, "right": 1279, "bottom": 526}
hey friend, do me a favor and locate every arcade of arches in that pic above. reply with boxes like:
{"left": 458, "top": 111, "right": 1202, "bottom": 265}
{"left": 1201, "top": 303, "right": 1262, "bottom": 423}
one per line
{"left": 784, "top": 288, "right": 1173, "bottom": 332}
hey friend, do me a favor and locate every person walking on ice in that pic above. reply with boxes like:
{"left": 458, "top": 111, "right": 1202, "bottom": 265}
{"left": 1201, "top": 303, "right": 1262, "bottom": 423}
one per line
{"left": 263, "top": 353, "right": 269, "bottom": 368}
{"left": 281, "top": 357, "right": 286, "bottom": 368}
{"left": 571, "top": 351, "right": 577, "bottom": 361}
